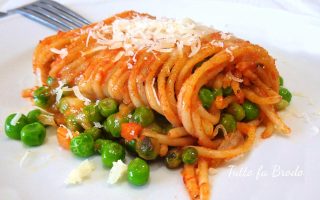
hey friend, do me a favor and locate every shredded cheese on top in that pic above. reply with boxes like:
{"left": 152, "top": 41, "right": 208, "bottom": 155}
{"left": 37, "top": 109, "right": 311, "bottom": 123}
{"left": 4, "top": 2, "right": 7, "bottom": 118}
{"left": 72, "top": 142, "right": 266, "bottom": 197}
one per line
{"left": 80, "top": 15, "right": 216, "bottom": 66}
{"left": 127, "top": 62, "right": 133, "bottom": 69}
{"left": 210, "top": 40, "right": 224, "bottom": 48}
{"left": 225, "top": 46, "right": 238, "bottom": 62}
{"left": 60, "top": 124, "right": 73, "bottom": 139}
{"left": 72, "top": 86, "right": 91, "bottom": 105}
{"left": 53, "top": 81, "right": 66, "bottom": 103}
{"left": 220, "top": 32, "right": 232, "bottom": 40}
{"left": 10, "top": 113, "right": 22, "bottom": 126}
{"left": 50, "top": 48, "right": 68, "bottom": 59}
{"left": 227, "top": 71, "right": 243, "bottom": 83}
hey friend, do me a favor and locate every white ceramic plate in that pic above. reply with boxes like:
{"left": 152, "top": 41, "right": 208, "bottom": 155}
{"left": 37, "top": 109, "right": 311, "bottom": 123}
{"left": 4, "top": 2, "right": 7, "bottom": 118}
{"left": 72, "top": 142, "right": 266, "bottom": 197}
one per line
{"left": 1, "top": 0, "right": 320, "bottom": 199}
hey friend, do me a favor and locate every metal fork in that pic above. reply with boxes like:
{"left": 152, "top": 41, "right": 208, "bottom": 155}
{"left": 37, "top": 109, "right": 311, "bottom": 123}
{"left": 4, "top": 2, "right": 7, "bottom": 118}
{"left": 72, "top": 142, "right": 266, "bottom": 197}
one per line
{"left": 1, "top": 0, "right": 91, "bottom": 31}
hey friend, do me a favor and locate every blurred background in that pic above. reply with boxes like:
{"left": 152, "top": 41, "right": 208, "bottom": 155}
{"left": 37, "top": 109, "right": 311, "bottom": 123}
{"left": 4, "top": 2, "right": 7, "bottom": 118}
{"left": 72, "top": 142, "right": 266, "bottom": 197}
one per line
{"left": 1, "top": 0, "right": 320, "bottom": 18}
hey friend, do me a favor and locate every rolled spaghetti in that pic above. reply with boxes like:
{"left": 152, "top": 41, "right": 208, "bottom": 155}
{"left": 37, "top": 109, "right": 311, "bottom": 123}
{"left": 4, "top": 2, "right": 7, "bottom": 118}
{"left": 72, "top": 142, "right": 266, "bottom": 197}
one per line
{"left": 27, "top": 10, "right": 291, "bottom": 200}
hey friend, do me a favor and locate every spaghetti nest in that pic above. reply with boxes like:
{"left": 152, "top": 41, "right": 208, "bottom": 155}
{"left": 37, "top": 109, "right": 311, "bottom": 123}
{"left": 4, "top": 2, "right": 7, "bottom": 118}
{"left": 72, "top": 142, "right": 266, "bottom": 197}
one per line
{"left": 31, "top": 11, "right": 291, "bottom": 200}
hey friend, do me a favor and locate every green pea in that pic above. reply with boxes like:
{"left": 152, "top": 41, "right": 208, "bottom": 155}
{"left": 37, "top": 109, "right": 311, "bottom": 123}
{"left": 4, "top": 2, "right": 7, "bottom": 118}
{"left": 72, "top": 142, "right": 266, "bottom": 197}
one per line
{"left": 27, "top": 109, "right": 42, "bottom": 123}
{"left": 127, "top": 158, "right": 150, "bottom": 186}
{"left": 148, "top": 122, "right": 163, "bottom": 133}
{"left": 182, "top": 147, "right": 198, "bottom": 164}
{"left": 101, "top": 142, "right": 125, "bottom": 168}
{"left": 125, "top": 139, "right": 137, "bottom": 154}
{"left": 46, "top": 76, "right": 55, "bottom": 86}
{"left": 58, "top": 97, "right": 69, "bottom": 114}
{"left": 132, "top": 106, "right": 155, "bottom": 127}
{"left": 4, "top": 113, "right": 28, "bottom": 140}
{"left": 83, "top": 104, "right": 103, "bottom": 122}
{"left": 227, "top": 103, "right": 245, "bottom": 121}
{"left": 21, "top": 122, "right": 46, "bottom": 146}
{"left": 84, "top": 127, "right": 102, "bottom": 140}
{"left": 194, "top": 57, "right": 210, "bottom": 69}
{"left": 279, "top": 76, "right": 284, "bottom": 86}
{"left": 165, "top": 148, "right": 182, "bottom": 169}
{"left": 136, "top": 137, "right": 159, "bottom": 160}
{"left": 157, "top": 118, "right": 173, "bottom": 133}
{"left": 76, "top": 113, "right": 92, "bottom": 130}
{"left": 220, "top": 113, "right": 237, "bottom": 133}
{"left": 70, "top": 134, "right": 95, "bottom": 158}
{"left": 103, "top": 114, "right": 128, "bottom": 138}
{"left": 148, "top": 113, "right": 173, "bottom": 133}
{"left": 223, "top": 86, "right": 233, "bottom": 96}
{"left": 94, "top": 139, "right": 113, "bottom": 154}
{"left": 33, "top": 86, "right": 51, "bottom": 108}
{"left": 212, "top": 88, "right": 223, "bottom": 99}
{"left": 98, "top": 98, "right": 118, "bottom": 118}
{"left": 242, "top": 100, "right": 260, "bottom": 121}
{"left": 279, "top": 87, "right": 292, "bottom": 103}
{"left": 199, "top": 87, "right": 214, "bottom": 109}
{"left": 275, "top": 99, "right": 289, "bottom": 111}
{"left": 66, "top": 114, "right": 83, "bottom": 132}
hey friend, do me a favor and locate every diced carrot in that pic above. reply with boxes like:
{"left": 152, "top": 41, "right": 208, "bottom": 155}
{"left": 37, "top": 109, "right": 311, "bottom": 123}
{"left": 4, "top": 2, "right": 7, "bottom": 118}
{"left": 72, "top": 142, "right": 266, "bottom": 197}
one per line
{"left": 56, "top": 126, "right": 79, "bottom": 150}
{"left": 121, "top": 122, "right": 143, "bottom": 141}
{"left": 21, "top": 87, "right": 37, "bottom": 98}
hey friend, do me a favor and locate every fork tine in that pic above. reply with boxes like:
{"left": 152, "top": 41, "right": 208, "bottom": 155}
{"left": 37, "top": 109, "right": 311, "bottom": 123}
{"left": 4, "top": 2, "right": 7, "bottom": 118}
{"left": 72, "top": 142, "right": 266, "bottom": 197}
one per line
{"left": 6, "top": 0, "right": 90, "bottom": 31}
{"left": 25, "top": 4, "right": 78, "bottom": 30}
{"left": 37, "top": 2, "right": 86, "bottom": 28}
{"left": 15, "top": 7, "right": 70, "bottom": 31}
{"left": 40, "top": 0, "right": 91, "bottom": 25}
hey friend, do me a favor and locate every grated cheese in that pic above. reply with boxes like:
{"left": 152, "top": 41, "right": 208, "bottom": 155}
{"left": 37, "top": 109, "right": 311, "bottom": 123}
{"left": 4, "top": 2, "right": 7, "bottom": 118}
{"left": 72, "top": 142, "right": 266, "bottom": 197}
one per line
{"left": 95, "top": 100, "right": 100, "bottom": 106}
{"left": 227, "top": 71, "right": 243, "bottom": 83}
{"left": 80, "top": 46, "right": 109, "bottom": 57}
{"left": 93, "top": 122, "right": 103, "bottom": 128}
{"left": 60, "top": 124, "right": 73, "bottom": 139}
{"left": 81, "top": 16, "right": 216, "bottom": 62}
{"left": 188, "top": 38, "right": 201, "bottom": 57}
{"left": 210, "top": 40, "right": 224, "bottom": 48}
{"left": 76, "top": 113, "right": 86, "bottom": 122}
{"left": 50, "top": 48, "right": 68, "bottom": 59}
{"left": 19, "top": 150, "right": 31, "bottom": 168}
{"left": 53, "top": 81, "right": 66, "bottom": 103}
{"left": 107, "top": 160, "right": 127, "bottom": 184}
{"left": 127, "top": 62, "right": 133, "bottom": 69}
{"left": 10, "top": 113, "right": 22, "bottom": 126}
{"left": 65, "top": 159, "right": 96, "bottom": 185}
{"left": 72, "top": 86, "right": 91, "bottom": 105}
{"left": 225, "top": 46, "right": 238, "bottom": 62}
{"left": 220, "top": 32, "right": 232, "bottom": 40}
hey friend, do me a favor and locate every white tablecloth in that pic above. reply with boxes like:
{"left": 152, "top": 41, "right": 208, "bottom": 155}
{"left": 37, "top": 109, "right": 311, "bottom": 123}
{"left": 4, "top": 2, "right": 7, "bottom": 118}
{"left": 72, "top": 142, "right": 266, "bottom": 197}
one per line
{"left": 1, "top": 0, "right": 320, "bottom": 19}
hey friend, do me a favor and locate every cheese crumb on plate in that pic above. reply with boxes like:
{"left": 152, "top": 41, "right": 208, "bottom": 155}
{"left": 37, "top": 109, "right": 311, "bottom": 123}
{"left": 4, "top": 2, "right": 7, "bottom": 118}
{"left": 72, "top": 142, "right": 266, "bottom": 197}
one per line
{"left": 65, "top": 159, "right": 96, "bottom": 185}
{"left": 107, "top": 160, "right": 127, "bottom": 184}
